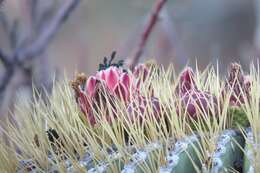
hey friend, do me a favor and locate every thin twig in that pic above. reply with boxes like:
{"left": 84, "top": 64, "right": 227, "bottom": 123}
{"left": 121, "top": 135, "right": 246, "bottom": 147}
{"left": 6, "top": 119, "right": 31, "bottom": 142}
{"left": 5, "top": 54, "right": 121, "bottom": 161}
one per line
{"left": 16, "top": 0, "right": 80, "bottom": 64}
{"left": 0, "top": 49, "right": 10, "bottom": 66}
{"left": 30, "top": 0, "right": 57, "bottom": 32}
{"left": 0, "top": 0, "right": 80, "bottom": 107}
{"left": 0, "top": 12, "right": 10, "bottom": 35}
{"left": 0, "top": 48, "right": 12, "bottom": 97}
{"left": 0, "top": 68, "right": 14, "bottom": 97}
{"left": 0, "top": 0, "right": 4, "bottom": 5}
{"left": 128, "top": 0, "right": 167, "bottom": 70}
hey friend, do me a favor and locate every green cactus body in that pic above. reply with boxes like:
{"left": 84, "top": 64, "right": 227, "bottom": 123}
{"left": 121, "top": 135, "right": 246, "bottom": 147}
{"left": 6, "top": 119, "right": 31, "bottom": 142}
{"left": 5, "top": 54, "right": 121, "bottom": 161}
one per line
{"left": 159, "top": 135, "right": 201, "bottom": 173}
{"left": 87, "top": 152, "right": 124, "bottom": 173}
{"left": 105, "top": 154, "right": 124, "bottom": 173}
{"left": 243, "top": 128, "right": 255, "bottom": 173}
{"left": 121, "top": 143, "right": 163, "bottom": 173}
{"left": 211, "top": 130, "right": 245, "bottom": 173}
{"left": 77, "top": 153, "right": 95, "bottom": 170}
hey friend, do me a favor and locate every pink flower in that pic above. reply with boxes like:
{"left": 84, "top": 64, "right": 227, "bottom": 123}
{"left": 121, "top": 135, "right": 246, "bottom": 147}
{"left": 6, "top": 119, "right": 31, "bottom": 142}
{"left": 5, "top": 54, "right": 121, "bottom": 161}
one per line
{"left": 175, "top": 67, "right": 217, "bottom": 118}
{"left": 86, "top": 66, "right": 134, "bottom": 102}
{"left": 133, "top": 64, "right": 149, "bottom": 82}
{"left": 223, "top": 63, "right": 251, "bottom": 106}
{"left": 175, "top": 67, "right": 198, "bottom": 96}
{"left": 105, "top": 67, "right": 121, "bottom": 91}
{"left": 78, "top": 90, "right": 96, "bottom": 125}
{"left": 86, "top": 76, "right": 97, "bottom": 97}
{"left": 180, "top": 90, "right": 217, "bottom": 119}
{"left": 99, "top": 67, "right": 133, "bottom": 102}
{"left": 127, "top": 96, "right": 161, "bottom": 123}
{"left": 243, "top": 75, "right": 252, "bottom": 90}
{"left": 72, "top": 66, "right": 136, "bottom": 126}
{"left": 133, "top": 63, "right": 155, "bottom": 97}
{"left": 72, "top": 63, "right": 163, "bottom": 126}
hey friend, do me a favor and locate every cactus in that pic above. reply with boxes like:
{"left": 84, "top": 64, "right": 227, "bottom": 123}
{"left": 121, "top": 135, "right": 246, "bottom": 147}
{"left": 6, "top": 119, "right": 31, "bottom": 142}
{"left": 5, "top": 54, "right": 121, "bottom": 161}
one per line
{"left": 3, "top": 58, "right": 260, "bottom": 173}
{"left": 243, "top": 128, "right": 255, "bottom": 173}
{"left": 122, "top": 143, "right": 163, "bottom": 173}
{"left": 87, "top": 152, "right": 124, "bottom": 173}
{"left": 211, "top": 130, "right": 245, "bottom": 173}
{"left": 159, "top": 135, "right": 201, "bottom": 173}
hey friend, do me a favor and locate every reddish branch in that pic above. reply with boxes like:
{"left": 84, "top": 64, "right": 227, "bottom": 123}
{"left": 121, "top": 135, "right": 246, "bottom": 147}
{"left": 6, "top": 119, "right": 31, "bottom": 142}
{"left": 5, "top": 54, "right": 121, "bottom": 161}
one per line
{"left": 128, "top": 0, "right": 167, "bottom": 70}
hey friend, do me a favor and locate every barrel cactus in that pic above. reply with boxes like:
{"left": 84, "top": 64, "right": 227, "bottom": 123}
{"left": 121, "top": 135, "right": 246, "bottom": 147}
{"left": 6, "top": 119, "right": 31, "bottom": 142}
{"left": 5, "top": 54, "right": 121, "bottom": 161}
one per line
{"left": 1, "top": 53, "right": 260, "bottom": 173}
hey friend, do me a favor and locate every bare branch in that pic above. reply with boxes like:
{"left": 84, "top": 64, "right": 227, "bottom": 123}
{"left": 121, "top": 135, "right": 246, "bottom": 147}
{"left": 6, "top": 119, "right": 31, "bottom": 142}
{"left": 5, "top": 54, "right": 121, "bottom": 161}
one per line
{"left": 30, "top": 0, "right": 57, "bottom": 32}
{"left": 0, "top": 11, "right": 24, "bottom": 50}
{"left": 0, "top": 68, "right": 14, "bottom": 97}
{"left": 16, "top": 0, "right": 80, "bottom": 63}
{"left": 127, "top": 0, "right": 167, "bottom": 70}
{"left": 0, "top": 49, "right": 13, "bottom": 98}
{"left": 0, "top": 0, "right": 4, "bottom": 5}
{"left": 0, "top": 12, "right": 10, "bottom": 35}
{"left": 0, "top": 0, "right": 80, "bottom": 111}
{"left": 0, "top": 49, "right": 10, "bottom": 66}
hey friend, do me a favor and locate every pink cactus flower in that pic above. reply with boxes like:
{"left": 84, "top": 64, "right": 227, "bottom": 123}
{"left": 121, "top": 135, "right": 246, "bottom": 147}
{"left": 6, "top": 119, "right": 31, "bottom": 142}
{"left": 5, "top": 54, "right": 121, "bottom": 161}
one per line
{"left": 86, "top": 76, "right": 97, "bottom": 97}
{"left": 133, "top": 64, "right": 149, "bottom": 82}
{"left": 88, "top": 66, "right": 134, "bottom": 102}
{"left": 127, "top": 96, "right": 161, "bottom": 123}
{"left": 77, "top": 90, "right": 96, "bottom": 125}
{"left": 72, "top": 61, "right": 162, "bottom": 126}
{"left": 176, "top": 67, "right": 217, "bottom": 118}
{"left": 176, "top": 67, "right": 198, "bottom": 96}
{"left": 224, "top": 63, "right": 251, "bottom": 106}
{"left": 133, "top": 63, "right": 155, "bottom": 97}
{"left": 72, "top": 66, "right": 137, "bottom": 126}
{"left": 181, "top": 90, "right": 218, "bottom": 119}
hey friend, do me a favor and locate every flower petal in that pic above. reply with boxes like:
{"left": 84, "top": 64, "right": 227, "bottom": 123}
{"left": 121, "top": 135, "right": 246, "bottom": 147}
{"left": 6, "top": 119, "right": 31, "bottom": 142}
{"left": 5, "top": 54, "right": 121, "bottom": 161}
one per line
{"left": 105, "top": 67, "right": 119, "bottom": 91}
{"left": 113, "top": 82, "right": 129, "bottom": 102}
{"left": 86, "top": 76, "right": 97, "bottom": 97}
{"left": 120, "top": 73, "right": 130, "bottom": 88}
{"left": 176, "top": 67, "right": 197, "bottom": 95}
{"left": 133, "top": 64, "right": 149, "bottom": 81}
{"left": 96, "top": 70, "right": 106, "bottom": 80}
{"left": 78, "top": 91, "right": 96, "bottom": 126}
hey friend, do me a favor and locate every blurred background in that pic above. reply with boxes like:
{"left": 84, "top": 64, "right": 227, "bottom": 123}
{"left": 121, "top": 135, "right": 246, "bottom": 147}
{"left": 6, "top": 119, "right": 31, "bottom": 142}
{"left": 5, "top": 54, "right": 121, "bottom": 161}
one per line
{"left": 0, "top": 0, "right": 259, "bottom": 117}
